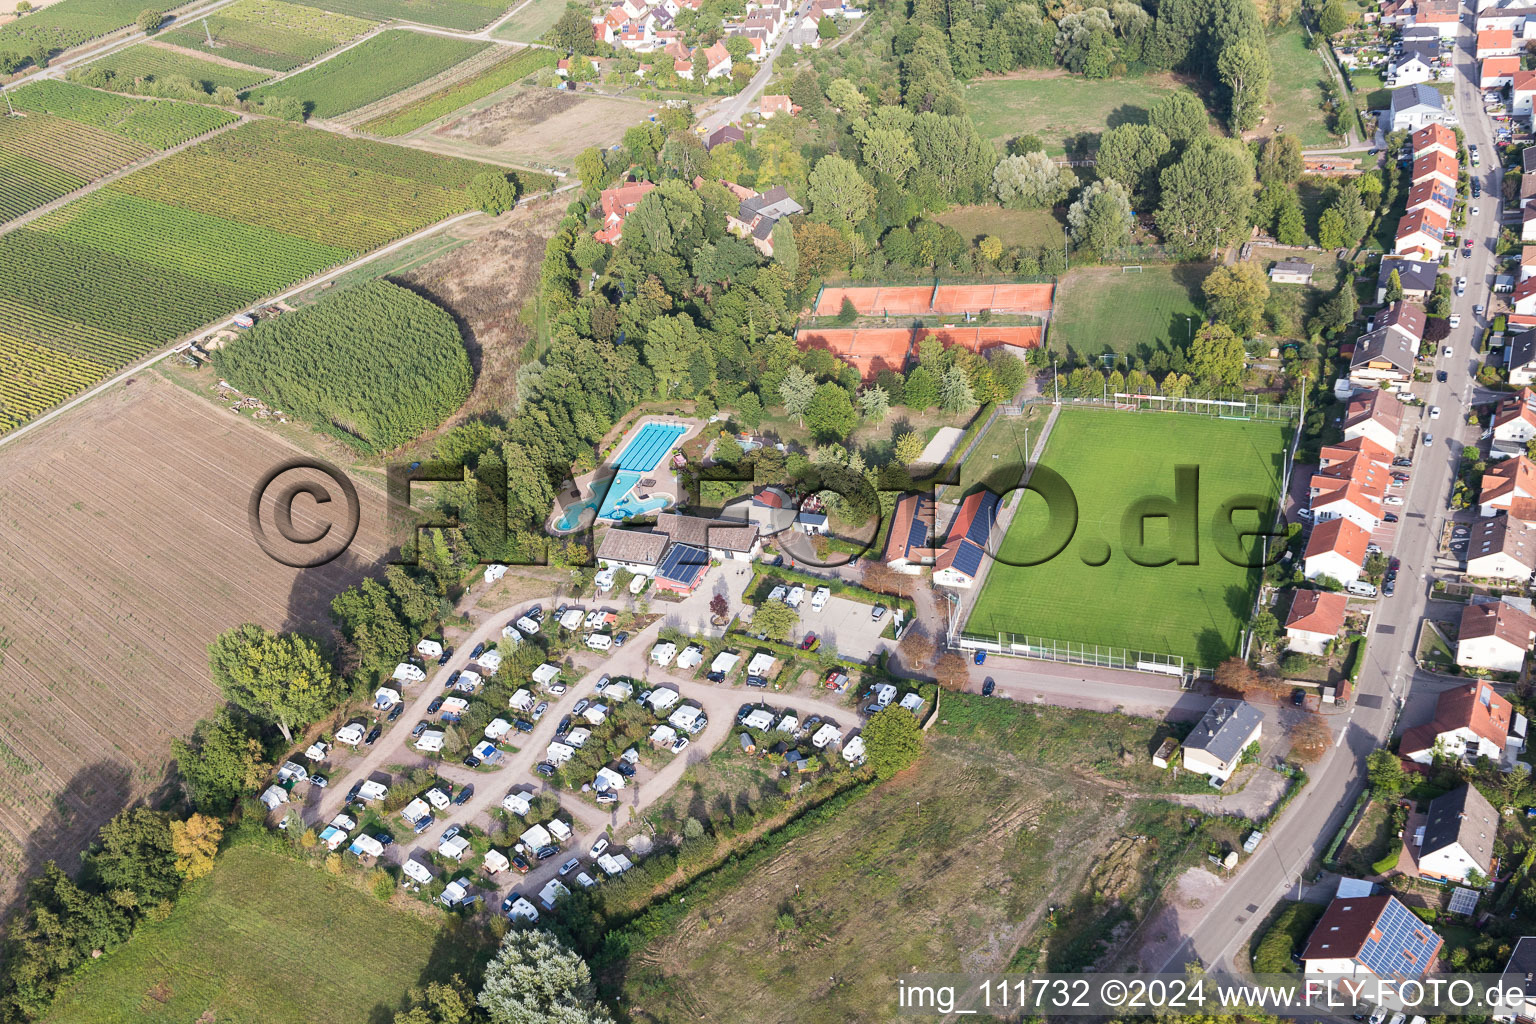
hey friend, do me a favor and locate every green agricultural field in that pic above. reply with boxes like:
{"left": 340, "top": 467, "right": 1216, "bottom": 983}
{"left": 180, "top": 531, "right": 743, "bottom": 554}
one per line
{"left": 490, "top": 0, "right": 566, "bottom": 42}
{"left": 159, "top": 0, "right": 376, "bottom": 72}
{"left": 0, "top": 0, "right": 146, "bottom": 66}
{"left": 312, "top": 0, "right": 509, "bottom": 31}
{"left": 360, "top": 45, "right": 555, "bottom": 135}
{"left": 0, "top": 112, "right": 151, "bottom": 222}
{"left": 0, "top": 119, "right": 505, "bottom": 435}
{"left": 1048, "top": 263, "right": 1207, "bottom": 359}
{"left": 246, "top": 29, "right": 487, "bottom": 118}
{"left": 1265, "top": 22, "right": 1339, "bottom": 147}
{"left": 8, "top": 81, "right": 239, "bottom": 149}
{"left": 966, "top": 409, "right": 1290, "bottom": 665}
{"left": 87, "top": 42, "right": 274, "bottom": 91}
{"left": 43, "top": 843, "right": 464, "bottom": 1024}
{"left": 965, "top": 71, "right": 1193, "bottom": 155}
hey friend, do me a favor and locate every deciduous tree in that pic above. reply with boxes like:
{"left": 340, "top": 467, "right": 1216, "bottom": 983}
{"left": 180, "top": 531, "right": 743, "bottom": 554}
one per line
{"left": 862, "top": 708, "right": 924, "bottom": 778}
{"left": 991, "top": 151, "right": 1076, "bottom": 209}
{"left": 1202, "top": 261, "right": 1270, "bottom": 336}
{"left": 478, "top": 929, "right": 614, "bottom": 1024}
{"left": 207, "top": 624, "right": 339, "bottom": 743}
{"left": 169, "top": 814, "right": 222, "bottom": 880}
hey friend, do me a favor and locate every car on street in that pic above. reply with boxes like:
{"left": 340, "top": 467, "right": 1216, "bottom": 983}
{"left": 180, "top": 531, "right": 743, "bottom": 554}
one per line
{"left": 1449, "top": 315, "right": 1461, "bottom": 328}
{"left": 535, "top": 761, "right": 556, "bottom": 777}
{"left": 532, "top": 701, "right": 549, "bottom": 721}
{"left": 1389, "top": 558, "right": 1400, "bottom": 571}
{"left": 1443, "top": 346, "right": 1453, "bottom": 358}
{"left": 1437, "top": 370, "right": 1448, "bottom": 382}
{"left": 1429, "top": 406, "right": 1440, "bottom": 419}
{"left": 1456, "top": 277, "right": 1467, "bottom": 295}
{"left": 591, "top": 837, "right": 609, "bottom": 858}
{"left": 1472, "top": 206, "right": 1480, "bottom": 216}
{"left": 982, "top": 679, "right": 995, "bottom": 696}
{"left": 453, "top": 784, "right": 474, "bottom": 805}
{"left": 1424, "top": 434, "right": 1433, "bottom": 446}
{"left": 1476, "top": 304, "right": 1486, "bottom": 316}
{"left": 1462, "top": 247, "right": 1471, "bottom": 259}
{"left": 974, "top": 650, "right": 986, "bottom": 665}
{"left": 365, "top": 725, "right": 382, "bottom": 745}
{"left": 572, "top": 698, "right": 590, "bottom": 716}
{"left": 559, "top": 858, "right": 580, "bottom": 876}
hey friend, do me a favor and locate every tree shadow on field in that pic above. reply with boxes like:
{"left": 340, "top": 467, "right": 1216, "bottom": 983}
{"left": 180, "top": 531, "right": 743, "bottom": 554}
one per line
{"left": 277, "top": 546, "right": 395, "bottom": 657}
{"left": 366, "top": 917, "right": 497, "bottom": 1024}
{"left": 1105, "top": 103, "right": 1151, "bottom": 130}
{"left": 6, "top": 758, "right": 178, "bottom": 919}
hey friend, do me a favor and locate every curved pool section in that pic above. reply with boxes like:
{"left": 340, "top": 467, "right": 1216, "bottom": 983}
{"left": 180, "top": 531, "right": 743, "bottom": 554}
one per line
{"left": 595, "top": 422, "right": 687, "bottom": 520}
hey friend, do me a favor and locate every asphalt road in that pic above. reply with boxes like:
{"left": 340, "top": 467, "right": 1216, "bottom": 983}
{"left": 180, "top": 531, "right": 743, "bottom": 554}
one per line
{"left": 697, "top": 3, "right": 809, "bottom": 132}
{"left": 1155, "top": 20, "right": 1497, "bottom": 972}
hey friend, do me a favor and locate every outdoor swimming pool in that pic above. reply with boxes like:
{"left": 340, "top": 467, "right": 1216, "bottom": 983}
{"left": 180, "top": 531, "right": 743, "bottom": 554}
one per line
{"left": 596, "top": 422, "right": 686, "bottom": 519}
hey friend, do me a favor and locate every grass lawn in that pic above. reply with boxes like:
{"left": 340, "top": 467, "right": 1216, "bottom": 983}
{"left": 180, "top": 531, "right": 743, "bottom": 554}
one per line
{"left": 936, "top": 204, "right": 1065, "bottom": 251}
{"left": 954, "top": 405, "right": 1049, "bottom": 496}
{"left": 966, "top": 409, "right": 1291, "bottom": 666}
{"left": 45, "top": 842, "right": 465, "bottom": 1024}
{"left": 964, "top": 70, "right": 1193, "bottom": 155}
{"left": 615, "top": 696, "right": 1211, "bottom": 1021}
{"left": 1265, "top": 22, "right": 1339, "bottom": 147}
{"left": 1048, "top": 263, "right": 1208, "bottom": 359}
{"left": 491, "top": 0, "right": 566, "bottom": 43}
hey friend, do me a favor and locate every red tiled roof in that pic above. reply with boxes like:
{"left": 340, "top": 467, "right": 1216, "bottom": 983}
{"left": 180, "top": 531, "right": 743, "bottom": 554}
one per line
{"left": 1412, "top": 123, "right": 1457, "bottom": 154}
{"left": 1514, "top": 69, "right": 1536, "bottom": 92}
{"left": 1411, "top": 150, "right": 1459, "bottom": 185}
{"left": 1481, "top": 455, "right": 1536, "bottom": 505}
{"left": 1460, "top": 600, "right": 1536, "bottom": 651}
{"left": 1304, "top": 517, "right": 1371, "bottom": 565}
{"left": 1285, "top": 589, "right": 1349, "bottom": 636}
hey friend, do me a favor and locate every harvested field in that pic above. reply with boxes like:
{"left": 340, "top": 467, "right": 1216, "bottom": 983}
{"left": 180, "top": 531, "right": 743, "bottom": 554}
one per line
{"left": 814, "top": 282, "right": 1054, "bottom": 317}
{"left": 431, "top": 86, "right": 654, "bottom": 168}
{"left": 395, "top": 198, "right": 562, "bottom": 416}
{"left": 796, "top": 326, "right": 1041, "bottom": 379}
{"left": 0, "top": 374, "right": 389, "bottom": 911}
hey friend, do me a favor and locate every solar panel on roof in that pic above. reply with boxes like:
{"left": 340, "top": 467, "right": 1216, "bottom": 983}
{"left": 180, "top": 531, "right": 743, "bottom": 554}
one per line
{"left": 906, "top": 515, "right": 928, "bottom": 551}
{"left": 658, "top": 543, "right": 708, "bottom": 586}
{"left": 951, "top": 540, "right": 985, "bottom": 578}
{"left": 965, "top": 493, "right": 999, "bottom": 546}
{"left": 1358, "top": 897, "right": 1438, "bottom": 979}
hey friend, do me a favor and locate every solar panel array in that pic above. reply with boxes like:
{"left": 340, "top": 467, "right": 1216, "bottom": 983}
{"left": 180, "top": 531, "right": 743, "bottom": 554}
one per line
{"left": 657, "top": 542, "right": 708, "bottom": 587}
{"left": 1358, "top": 896, "right": 1440, "bottom": 979}
{"left": 1448, "top": 887, "right": 1480, "bottom": 916}
{"left": 965, "top": 492, "right": 1000, "bottom": 546}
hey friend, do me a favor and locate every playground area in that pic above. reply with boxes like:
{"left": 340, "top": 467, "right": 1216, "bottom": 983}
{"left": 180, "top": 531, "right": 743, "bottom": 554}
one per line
{"left": 549, "top": 417, "right": 699, "bottom": 534}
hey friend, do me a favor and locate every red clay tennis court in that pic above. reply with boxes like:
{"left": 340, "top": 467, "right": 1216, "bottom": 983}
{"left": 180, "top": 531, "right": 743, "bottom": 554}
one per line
{"left": 813, "top": 283, "right": 1055, "bottom": 317}
{"left": 796, "top": 326, "right": 1042, "bottom": 378}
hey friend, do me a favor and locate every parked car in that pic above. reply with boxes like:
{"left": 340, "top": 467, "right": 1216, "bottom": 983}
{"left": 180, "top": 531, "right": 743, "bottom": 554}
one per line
{"left": 1429, "top": 406, "right": 1441, "bottom": 419}
{"left": 512, "top": 854, "right": 531, "bottom": 874}
{"left": 596, "top": 791, "right": 618, "bottom": 805}
{"left": 572, "top": 698, "right": 590, "bottom": 716}
{"left": 671, "top": 736, "right": 690, "bottom": 754}
{"left": 463, "top": 754, "right": 481, "bottom": 768}
{"left": 974, "top": 650, "right": 986, "bottom": 665}
{"left": 527, "top": 605, "right": 544, "bottom": 621}
{"left": 535, "top": 844, "right": 559, "bottom": 860}
{"left": 1437, "top": 370, "right": 1448, "bottom": 382}
{"left": 443, "top": 825, "right": 461, "bottom": 843}
{"left": 557, "top": 715, "right": 572, "bottom": 735}
{"left": 454, "top": 784, "right": 474, "bottom": 805}
{"left": 746, "top": 675, "right": 768, "bottom": 688}
{"left": 446, "top": 670, "right": 461, "bottom": 689}
{"left": 1383, "top": 513, "right": 1399, "bottom": 523}
{"left": 345, "top": 782, "right": 362, "bottom": 803}
{"left": 1392, "top": 457, "right": 1412, "bottom": 467}
{"left": 471, "top": 642, "right": 486, "bottom": 659}
{"left": 613, "top": 631, "right": 628, "bottom": 647}
{"left": 871, "top": 604, "right": 887, "bottom": 621}
{"left": 1456, "top": 277, "right": 1467, "bottom": 295}
{"left": 615, "top": 761, "right": 636, "bottom": 778}
{"left": 535, "top": 761, "right": 556, "bottom": 777}
{"left": 547, "top": 682, "right": 567, "bottom": 696}
{"left": 532, "top": 702, "right": 549, "bottom": 721}
{"left": 437, "top": 648, "right": 451, "bottom": 666}
{"left": 1475, "top": 304, "right": 1486, "bottom": 316}
{"left": 590, "top": 837, "right": 609, "bottom": 858}
{"left": 1383, "top": 495, "right": 1405, "bottom": 506}
{"left": 1291, "top": 689, "right": 1306, "bottom": 707}
{"left": 514, "top": 719, "right": 534, "bottom": 733}
{"left": 428, "top": 697, "right": 444, "bottom": 714}
{"left": 376, "top": 832, "right": 393, "bottom": 847}
{"left": 310, "top": 774, "right": 328, "bottom": 789}
{"left": 707, "top": 670, "right": 725, "bottom": 682}
{"left": 1449, "top": 315, "right": 1461, "bottom": 328}
{"left": 799, "top": 633, "right": 819, "bottom": 651}
{"left": 982, "top": 679, "right": 995, "bottom": 696}
{"left": 365, "top": 726, "right": 382, "bottom": 745}
{"left": 412, "top": 719, "right": 430, "bottom": 738}
{"left": 386, "top": 703, "right": 404, "bottom": 722}
{"left": 1384, "top": 578, "right": 1396, "bottom": 597}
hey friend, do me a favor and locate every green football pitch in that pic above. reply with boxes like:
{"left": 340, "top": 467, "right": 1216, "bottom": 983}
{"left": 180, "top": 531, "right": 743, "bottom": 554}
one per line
{"left": 965, "top": 409, "right": 1292, "bottom": 666}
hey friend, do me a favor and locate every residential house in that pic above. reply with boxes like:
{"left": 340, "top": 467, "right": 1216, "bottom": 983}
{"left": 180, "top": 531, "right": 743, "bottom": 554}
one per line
{"left": 1394, "top": 207, "right": 1448, "bottom": 260}
{"left": 1466, "top": 515, "right": 1536, "bottom": 579}
{"left": 1411, "top": 122, "right": 1458, "bottom": 160}
{"left": 1394, "top": 40, "right": 1441, "bottom": 84}
{"left": 1418, "top": 783, "right": 1498, "bottom": 884}
{"left": 1508, "top": 329, "right": 1536, "bottom": 387}
{"left": 1181, "top": 698, "right": 1263, "bottom": 783}
{"left": 1411, "top": 149, "right": 1459, "bottom": 190}
{"left": 1483, "top": 54, "right": 1521, "bottom": 88}
{"left": 704, "top": 124, "right": 745, "bottom": 150}
{"left": 932, "top": 489, "right": 999, "bottom": 588}
{"left": 1311, "top": 437, "right": 1390, "bottom": 531}
{"left": 1303, "top": 517, "right": 1371, "bottom": 584}
{"left": 655, "top": 512, "right": 760, "bottom": 561}
{"left": 1376, "top": 257, "right": 1439, "bottom": 303}
{"left": 1342, "top": 388, "right": 1405, "bottom": 452}
{"left": 1414, "top": 0, "right": 1460, "bottom": 32}
{"left": 759, "top": 94, "right": 797, "bottom": 117}
{"left": 1400, "top": 681, "right": 1527, "bottom": 765}
{"left": 1301, "top": 894, "right": 1443, "bottom": 990}
{"left": 1390, "top": 83, "right": 1450, "bottom": 130}
{"left": 594, "top": 180, "right": 656, "bottom": 245}
{"left": 1493, "top": 390, "right": 1536, "bottom": 459}
{"left": 1269, "top": 259, "right": 1314, "bottom": 284}
{"left": 702, "top": 40, "right": 731, "bottom": 78}
{"left": 1457, "top": 598, "right": 1536, "bottom": 672}
{"left": 1523, "top": 205, "right": 1536, "bottom": 242}
{"left": 1482, "top": 457, "right": 1536, "bottom": 516}
{"left": 1350, "top": 300, "right": 1426, "bottom": 385}
{"left": 595, "top": 527, "right": 668, "bottom": 575}
{"left": 882, "top": 492, "right": 937, "bottom": 573}
{"left": 1494, "top": 936, "right": 1536, "bottom": 1022}
{"left": 1479, "top": 28, "right": 1519, "bottom": 56}
{"left": 727, "top": 183, "right": 803, "bottom": 256}
{"left": 1382, "top": 0, "right": 1414, "bottom": 24}
{"left": 1405, "top": 177, "right": 1456, "bottom": 219}
{"left": 1285, "top": 590, "right": 1349, "bottom": 656}
{"left": 654, "top": 541, "right": 709, "bottom": 594}
{"left": 786, "top": 14, "right": 820, "bottom": 47}
{"left": 673, "top": 54, "right": 694, "bottom": 79}
{"left": 1515, "top": 69, "right": 1536, "bottom": 117}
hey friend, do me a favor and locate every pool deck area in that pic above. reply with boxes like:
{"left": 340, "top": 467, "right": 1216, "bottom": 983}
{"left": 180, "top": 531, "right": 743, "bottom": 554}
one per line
{"left": 547, "top": 416, "right": 703, "bottom": 535}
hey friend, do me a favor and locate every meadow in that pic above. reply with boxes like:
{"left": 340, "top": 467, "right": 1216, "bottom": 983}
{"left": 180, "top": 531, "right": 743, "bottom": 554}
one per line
{"left": 490, "top": 0, "right": 566, "bottom": 42}
{"left": 966, "top": 409, "right": 1291, "bottom": 665}
{"left": 1048, "top": 263, "right": 1209, "bottom": 359}
{"left": 1265, "top": 21, "right": 1339, "bottom": 147}
{"left": 0, "top": 119, "right": 501, "bottom": 433}
{"left": 309, "top": 0, "right": 509, "bottom": 30}
{"left": 158, "top": 0, "right": 376, "bottom": 72}
{"left": 246, "top": 29, "right": 487, "bottom": 119}
{"left": 9, "top": 81, "right": 239, "bottom": 148}
{"left": 87, "top": 42, "right": 274, "bottom": 91}
{"left": 965, "top": 70, "right": 1193, "bottom": 154}
{"left": 360, "top": 44, "right": 555, "bottom": 136}
{"left": 43, "top": 843, "right": 456, "bottom": 1024}
{"left": 0, "top": 0, "right": 144, "bottom": 66}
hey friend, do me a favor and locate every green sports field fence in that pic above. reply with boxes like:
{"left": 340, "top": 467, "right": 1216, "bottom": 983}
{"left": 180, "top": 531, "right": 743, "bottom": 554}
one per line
{"left": 1011, "top": 393, "right": 1300, "bottom": 421}
{"left": 953, "top": 631, "right": 1187, "bottom": 679}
